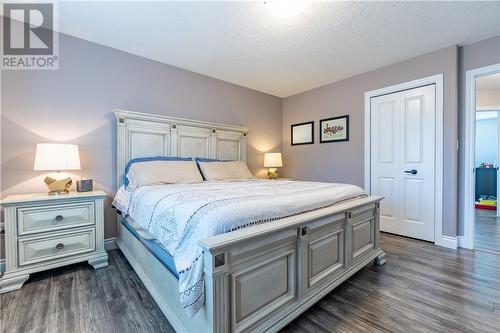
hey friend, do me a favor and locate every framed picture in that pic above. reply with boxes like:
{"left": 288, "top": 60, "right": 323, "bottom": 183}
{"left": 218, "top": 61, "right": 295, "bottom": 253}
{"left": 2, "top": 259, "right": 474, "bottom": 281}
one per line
{"left": 291, "top": 121, "right": 314, "bottom": 146}
{"left": 320, "top": 115, "right": 349, "bottom": 143}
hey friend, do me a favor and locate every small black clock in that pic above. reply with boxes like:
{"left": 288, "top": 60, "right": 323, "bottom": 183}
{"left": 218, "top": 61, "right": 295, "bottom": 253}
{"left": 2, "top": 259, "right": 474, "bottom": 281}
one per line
{"left": 77, "top": 179, "right": 93, "bottom": 192}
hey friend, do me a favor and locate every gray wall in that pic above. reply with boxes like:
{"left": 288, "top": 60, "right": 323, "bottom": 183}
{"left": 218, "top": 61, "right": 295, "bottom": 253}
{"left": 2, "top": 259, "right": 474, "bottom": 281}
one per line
{"left": 282, "top": 45, "right": 459, "bottom": 236}
{"left": 1, "top": 32, "right": 283, "bottom": 258}
{"left": 457, "top": 36, "right": 500, "bottom": 235}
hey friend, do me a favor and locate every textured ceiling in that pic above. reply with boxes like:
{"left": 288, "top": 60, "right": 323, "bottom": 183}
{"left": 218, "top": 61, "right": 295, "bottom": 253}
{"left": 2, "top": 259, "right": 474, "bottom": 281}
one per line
{"left": 57, "top": 1, "right": 500, "bottom": 97}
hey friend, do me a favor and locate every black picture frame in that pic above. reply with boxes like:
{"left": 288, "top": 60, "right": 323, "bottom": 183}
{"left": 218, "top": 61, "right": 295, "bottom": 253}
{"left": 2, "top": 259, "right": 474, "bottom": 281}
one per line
{"left": 291, "top": 121, "right": 314, "bottom": 146}
{"left": 319, "top": 115, "right": 349, "bottom": 143}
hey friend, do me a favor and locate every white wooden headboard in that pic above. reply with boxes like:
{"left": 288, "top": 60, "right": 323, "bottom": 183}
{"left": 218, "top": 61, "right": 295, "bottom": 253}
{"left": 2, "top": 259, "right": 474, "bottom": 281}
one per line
{"left": 115, "top": 109, "right": 248, "bottom": 187}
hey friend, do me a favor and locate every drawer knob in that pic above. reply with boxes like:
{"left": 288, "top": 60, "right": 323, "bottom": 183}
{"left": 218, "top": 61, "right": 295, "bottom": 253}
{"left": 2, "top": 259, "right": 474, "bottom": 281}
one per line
{"left": 54, "top": 215, "right": 64, "bottom": 222}
{"left": 56, "top": 243, "right": 64, "bottom": 250}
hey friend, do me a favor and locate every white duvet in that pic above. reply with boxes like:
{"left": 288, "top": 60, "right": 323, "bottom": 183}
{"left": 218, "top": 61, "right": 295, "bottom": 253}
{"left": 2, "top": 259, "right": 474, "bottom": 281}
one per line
{"left": 113, "top": 179, "right": 366, "bottom": 317}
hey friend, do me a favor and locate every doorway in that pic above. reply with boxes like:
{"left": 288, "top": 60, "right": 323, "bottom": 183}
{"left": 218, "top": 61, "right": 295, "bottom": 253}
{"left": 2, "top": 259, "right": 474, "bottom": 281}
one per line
{"left": 467, "top": 69, "right": 500, "bottom": 253}
{"left": 364, "top": 74, "right": 446, "bottom": 246}
{"left": 461, "top": 63, "right": 500, "bottom": 253}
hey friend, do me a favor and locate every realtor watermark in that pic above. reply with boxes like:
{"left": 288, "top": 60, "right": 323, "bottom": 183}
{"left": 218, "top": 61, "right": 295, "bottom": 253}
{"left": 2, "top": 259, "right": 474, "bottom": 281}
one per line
{"left": 2, "top": 1, "right": 59, "bottom": 70}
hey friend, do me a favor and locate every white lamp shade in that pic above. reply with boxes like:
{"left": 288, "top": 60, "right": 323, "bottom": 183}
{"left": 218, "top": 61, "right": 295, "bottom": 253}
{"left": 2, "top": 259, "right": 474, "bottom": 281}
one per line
{"left": 34, "top": 143, "right": 81, "bottom": 171}
{"left": 264, "top": 153, "right": 283, "bottom": 168}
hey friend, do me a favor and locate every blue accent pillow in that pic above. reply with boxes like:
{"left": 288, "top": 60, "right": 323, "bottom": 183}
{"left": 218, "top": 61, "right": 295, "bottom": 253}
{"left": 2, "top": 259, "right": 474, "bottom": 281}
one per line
{"left": 124, "top": 156, "right": 192, "bottom": 187}
{"left": 195, "top": 157, "right": 222, "bottom": 163}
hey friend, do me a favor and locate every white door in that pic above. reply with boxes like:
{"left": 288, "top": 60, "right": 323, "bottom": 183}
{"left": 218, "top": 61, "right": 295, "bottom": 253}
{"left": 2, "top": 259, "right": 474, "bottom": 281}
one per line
{"left": 370, "top": 85, "right": 436, "bottom": 241}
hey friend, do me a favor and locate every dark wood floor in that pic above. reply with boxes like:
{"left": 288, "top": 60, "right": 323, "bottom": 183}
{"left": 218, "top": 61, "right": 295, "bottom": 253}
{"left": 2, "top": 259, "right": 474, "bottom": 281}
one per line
{"left": 475, "top": 208, "right": 500, "bottom": 253}
{"left": 1, "top": 233, "right": 499, "bottom": 333}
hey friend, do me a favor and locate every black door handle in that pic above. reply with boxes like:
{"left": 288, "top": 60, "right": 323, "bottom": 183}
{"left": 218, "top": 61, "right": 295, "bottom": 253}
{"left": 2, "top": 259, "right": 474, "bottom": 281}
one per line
{"left": 404, "top": 169, "right": 417, "bottom": 175}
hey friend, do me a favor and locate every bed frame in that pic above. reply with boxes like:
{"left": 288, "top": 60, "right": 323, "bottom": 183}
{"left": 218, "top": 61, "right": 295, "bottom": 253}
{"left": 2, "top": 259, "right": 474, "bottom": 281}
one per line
{"left": 114, "top": 109, "right": 385, "bottom": 333}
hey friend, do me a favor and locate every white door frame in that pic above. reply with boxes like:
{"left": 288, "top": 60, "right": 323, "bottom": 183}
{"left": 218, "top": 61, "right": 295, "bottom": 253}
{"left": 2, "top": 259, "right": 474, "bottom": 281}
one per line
{"left": 463, "top": 63, "right": 500, "bottom": 249}
{"left": 364, "top": 74, "right": 447, "bottom": 247}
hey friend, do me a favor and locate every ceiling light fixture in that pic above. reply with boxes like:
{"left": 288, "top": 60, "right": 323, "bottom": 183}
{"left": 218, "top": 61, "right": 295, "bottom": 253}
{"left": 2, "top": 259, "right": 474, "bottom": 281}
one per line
{"left": 265, "top": 0, "right": 314, "bottom": 18}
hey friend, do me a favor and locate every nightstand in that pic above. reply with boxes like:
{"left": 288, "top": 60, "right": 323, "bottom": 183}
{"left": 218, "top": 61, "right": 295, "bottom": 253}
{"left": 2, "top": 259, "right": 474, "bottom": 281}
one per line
{"left": 0, "top": 191, "right": 108, "bottom": 293}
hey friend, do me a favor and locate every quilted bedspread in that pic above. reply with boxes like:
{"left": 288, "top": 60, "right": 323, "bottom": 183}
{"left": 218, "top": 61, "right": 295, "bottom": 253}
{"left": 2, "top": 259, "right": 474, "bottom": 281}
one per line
{"left": 113, "top": 179, "right": 366, "bottom": 317}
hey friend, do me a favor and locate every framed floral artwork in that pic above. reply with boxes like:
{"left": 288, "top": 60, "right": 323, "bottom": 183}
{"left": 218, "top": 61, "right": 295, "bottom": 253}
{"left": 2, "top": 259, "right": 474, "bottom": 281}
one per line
{"left": 320, "top": 115, "right": 349, "bottom": 143}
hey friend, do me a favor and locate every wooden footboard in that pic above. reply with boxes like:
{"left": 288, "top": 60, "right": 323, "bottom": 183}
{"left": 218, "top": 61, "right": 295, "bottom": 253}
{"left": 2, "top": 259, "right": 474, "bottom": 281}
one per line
{"left": 117, "top": 196, "right": 383, "bottom": 333}
{"left": 117, "top": 196, "right": 384, "bottom": 333}
{"left": 198, "top": 195, "right": 384, "bottom": 333}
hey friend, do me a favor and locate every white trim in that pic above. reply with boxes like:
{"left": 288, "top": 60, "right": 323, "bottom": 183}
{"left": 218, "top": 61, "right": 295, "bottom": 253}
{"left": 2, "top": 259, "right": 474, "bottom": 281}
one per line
{"left": 439, "top": 235, "right": 458, "bottom": 250}
{"left": 476, "top": 106, "right": 500, "bottom": 112}
{"left": 458, "top": 236, "right": 466, "bottom": 248}
{"left": 364, "top": 74, "right": 445, "bottom": 246}
{"left": 104, "top": 237, "right": 117, "bottom": 251}
{"left": 463, "top": 63, "right": 500, "bottom": 249}
{"left": 440, "top": 236, "right": 458, "bottom": 250}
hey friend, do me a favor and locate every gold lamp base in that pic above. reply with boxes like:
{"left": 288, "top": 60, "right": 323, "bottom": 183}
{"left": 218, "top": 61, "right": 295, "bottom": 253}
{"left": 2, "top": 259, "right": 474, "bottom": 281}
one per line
{"left": 44, "top": 175, "right": 72, "bottom": 195}
{"left": 267, "top": 168, "right": 279, "bottom": 179}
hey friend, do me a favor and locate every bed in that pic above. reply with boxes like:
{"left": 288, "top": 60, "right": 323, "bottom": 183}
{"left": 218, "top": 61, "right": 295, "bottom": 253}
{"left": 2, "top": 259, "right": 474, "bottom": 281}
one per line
{"left": 114, "top": 109, "right": 385, "bottom": 333}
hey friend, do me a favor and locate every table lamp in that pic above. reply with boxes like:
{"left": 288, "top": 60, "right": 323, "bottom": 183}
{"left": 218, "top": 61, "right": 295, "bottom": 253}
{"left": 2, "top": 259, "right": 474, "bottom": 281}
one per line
{"left": 264, "top": 152, "right": 283, "bottom": 179}
{"left": 33, "top": 143, "right": 81, "bottom": 194}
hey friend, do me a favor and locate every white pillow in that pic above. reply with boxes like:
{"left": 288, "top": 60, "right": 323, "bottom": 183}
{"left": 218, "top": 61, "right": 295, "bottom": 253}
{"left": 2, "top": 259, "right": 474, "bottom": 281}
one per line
{"left": 198, "top": 161, "right": 255, "bottom": 181}
{"left": 126, "top": 160, "right": 203, "bottom": 188}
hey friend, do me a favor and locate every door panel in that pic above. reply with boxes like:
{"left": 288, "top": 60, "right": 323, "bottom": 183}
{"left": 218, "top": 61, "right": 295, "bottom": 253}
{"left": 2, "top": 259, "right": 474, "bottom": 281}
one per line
{"left": 379, "top": 102, "right": 396, "bottom": 163}
{"left": 404, "top": 178, "right": 423, "bottom": 221}
{"left": 378, "top": 177, "right": 398, "bottom": 233}
{"left": 371, "top": 95, "right": 401, "bottom": 235}
{"left": 371, "top": 85, "right": 435, "bottom": 241}
{"left": 371, "top": 97, "right": 400, "bottom": 235}
{"left": 405, "top": 96, "right": 423, "bottom": 163}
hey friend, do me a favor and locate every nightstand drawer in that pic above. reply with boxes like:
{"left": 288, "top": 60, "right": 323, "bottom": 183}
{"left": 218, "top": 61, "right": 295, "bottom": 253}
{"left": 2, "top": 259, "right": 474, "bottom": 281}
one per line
{"left": 18, "top": 228, "right": 96, "bottom": 266}
{"left": 18, "top": 202, "right": 95, "bottom": 236}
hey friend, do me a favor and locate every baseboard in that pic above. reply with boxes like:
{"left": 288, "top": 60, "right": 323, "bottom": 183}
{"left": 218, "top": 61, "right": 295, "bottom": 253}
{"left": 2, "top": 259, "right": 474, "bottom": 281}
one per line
{"left": 104, "top": 238, "right": 117, "bottom": 251}
{"left": 439, "top": 235, "right": 458, "bottom": 249}
{"left": 457, "top": 236, "right": 466, "bottom": 248}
